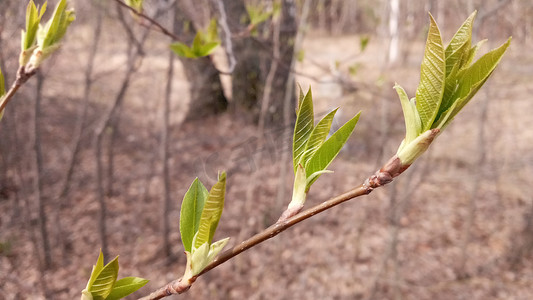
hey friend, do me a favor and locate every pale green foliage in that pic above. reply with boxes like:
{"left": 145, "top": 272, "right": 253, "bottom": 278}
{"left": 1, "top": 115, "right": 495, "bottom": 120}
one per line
{"left": 415, "top": 14, "right": 446, "bottom": 131}
{"left": 170, "top": 19, "right": 220, "bottom": 58}
{"left": 246, "top": 2, "right": 278, "bottom": 26}
{"left": 193, "top": 172, "right": 226, "bottom": 248}
{"left": 395, "top": 11, "right": 511, "bottom": 165}
{"left": 288, "top": 87, "right": 360, "bottom": 209}
{"left": 81, "top": 251, "right": 148, "bottom": 300}
{"left": 125, "top": 0, "right": 143, "bottom": 13}
{"left": 21, "top": 0, "right": 75, "bottom": 68}
{"left": 180, "top": 173, "right": 230, "bottom": 281}
{"left": 180, "top": 178, "right": 208, "bottom": 252}
{"left": 20, "top": 0, "right": 47, "bottom": 65}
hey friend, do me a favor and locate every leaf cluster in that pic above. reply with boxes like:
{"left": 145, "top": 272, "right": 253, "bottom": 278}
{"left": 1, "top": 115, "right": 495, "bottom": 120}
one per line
{"left": 180, "top": 173, "right": 229, "bottom": 281}
{"left": 21, "top": 0, "right": 75, "bottom": 68}
{"left": 170, "top": 19, "right": 220, "bottom": 59}
{"left": 288, "top": 87, "right": 360, "bottom": 210}
{"left": 81, "top": 251, "right": 148, "bottom": 300}
{"left": 395, "top": 12, "right": 510, "bottom": 165}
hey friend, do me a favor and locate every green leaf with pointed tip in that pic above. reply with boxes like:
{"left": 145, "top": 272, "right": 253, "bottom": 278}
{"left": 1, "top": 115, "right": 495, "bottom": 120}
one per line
{"left": 293, "top": 88, "right": 314, "bottom": 173}
{"left": 360, "top": 35, "right": 370, "bottom": 52}
{"left": 206, "top": 19, "right": 218, "bottom": 42}
{"left": 198, "top": 42, "right": 220, "bottom": 57}
{"left": 190, "top": 242, "right": 210, "bottom": 276}
{"left": 445, "top": 11, "right": 475, "bottom": 76}
{"left": 170, "top": 42, "right": 195, "bottom": 58}
{"left": 395, "top": 84, "right": 421, "bottom": 144}
{"left": 433, "top": 97, "right": 459, "bottom": 130}
{"left": 89, "top": 256, "right": 119, "bottom": 300}
{"left": 86, "top": 250, "right": 105, "bottom": 291}
{"left": 297, "top": 84, "right": 305, "bottom": 109}
{"left": 106, "top": 277, "right": 149, "bottom": 300}
{"left": 180, "top": 178, "right": 208, "bottom": 252}
{"left": 415, "top": 14, "right": 446, "bottom": 131}
{"left": 300, "top": 108, "right": 338, "bottom": 166}
{"left": 305, "top": 112, "right": 360, "bottom": 190}
{"left": 206, "top": 237, "right": 230, "bottom": 263}
{"left": 464, "top": 39, "right": 487, "bottom": 67}
{"left": 193, "top": 172, "right": 226, "bottom": 249}
{"left": 455, "top": 37, "right": 511, "bottom": 101}
{"left": 23, "top": 0, "right": 45, "bottom": 51}
{"left": 445, "top": 38, "right": 511, "bottom": 126}
{"left": 192, "top": 33, "right": 203, "bottom": 53}
{"left": 40, "top": 0, "right": 68, "bottom": 48}
{"left": 438, "top": 56, "right": 463, "bottom": 118}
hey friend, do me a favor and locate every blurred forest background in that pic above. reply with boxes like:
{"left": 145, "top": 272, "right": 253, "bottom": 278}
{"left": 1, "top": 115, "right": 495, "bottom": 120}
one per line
{"left": 1, "top": 0, "right": 533, "bottom": 299}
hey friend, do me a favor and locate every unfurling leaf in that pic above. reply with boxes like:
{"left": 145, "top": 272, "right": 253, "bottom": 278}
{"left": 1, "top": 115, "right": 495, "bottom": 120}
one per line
{"left": 305, "top": 112, "right": 361, "bottom": 190}
{"left": 301, "top": 108, "right": 338, "bottom": 166}
{"left": 28, "top": 0, "right": 75, "bottom": 68}
{"left": 193, "top": 172, "right": 226, "bottom": 249}
{"left": 170, "top": 19, "right": 220, "bottom": 59}
{"left": 415, "top": 14, "right": 446, "bottom": 131}
{"left": 180, "top": 178, "right": 208, "bottom": 252}
{"left": 106, "top": 277, "right": 149, "bottom": 300}
{"left": 89, "top": 256, "right": 119, "bottom": 299}
{"left": 292, "top": 88, "right": 314, "bottom": 173}
{"left": 444, "top": 11, "right": 475, "bottom": 76}
{"left": 395, "top": 84, "right": 421, "bottom": 146}
{"left": 20, "top": 0, "right": 47, "bottom": 66}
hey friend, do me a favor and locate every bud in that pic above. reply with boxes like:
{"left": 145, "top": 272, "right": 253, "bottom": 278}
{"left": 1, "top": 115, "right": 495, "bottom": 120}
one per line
{"left": 396, "top": 128, "right": 439, "bottom": 166}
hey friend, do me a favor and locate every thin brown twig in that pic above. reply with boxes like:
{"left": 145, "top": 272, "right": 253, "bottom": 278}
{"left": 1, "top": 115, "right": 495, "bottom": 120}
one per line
{"left": 0, "top": 66, "right": 37, "bottom": 113}
{"left": 138, "top": 157, "right": 408, "bottom": 300}
{"left": 113, "top": 0, "right": 180, "bottom": 41}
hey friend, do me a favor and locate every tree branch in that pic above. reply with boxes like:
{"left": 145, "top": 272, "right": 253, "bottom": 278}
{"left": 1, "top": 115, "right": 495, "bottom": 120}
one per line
{"left": 0, "top": 66, "right": 37, "bottom": 113}
{"left": 138, "top": 160, "right": 403, "bottom": 300}
{"left": 113, "top": 0, "right": 180, "bottom": 41}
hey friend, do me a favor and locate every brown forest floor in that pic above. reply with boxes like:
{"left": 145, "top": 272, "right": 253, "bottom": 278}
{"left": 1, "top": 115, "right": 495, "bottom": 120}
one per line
{"left": 1, "top": 22, "right": 533, "bottom": 300}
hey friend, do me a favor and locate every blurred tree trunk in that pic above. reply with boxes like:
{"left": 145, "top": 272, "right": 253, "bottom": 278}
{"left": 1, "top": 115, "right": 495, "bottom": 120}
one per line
{"left": 34, "top": 71, "right": 51, "bottom": 269}
{"left": 175, "top": 3, "right": 228, "bottom": 121}
{"left": 388, "top": 0, "right": 400, "bottom": 64}
{"left": 222, "top": 0, "right": 262, "bottom": 120}
{"left": 223, "top": 0, "right": 297, "bottom": 126}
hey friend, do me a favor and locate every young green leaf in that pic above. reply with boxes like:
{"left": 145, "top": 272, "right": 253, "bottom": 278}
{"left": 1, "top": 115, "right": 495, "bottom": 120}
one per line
{"left": 106, "top": 277, "right": 149, "bottom": 300}
{"left": 170, "top": 42, "right": 195, "bottom": 58}
{"left": 395, "top": 84, "right": 421, "bottom": 145}
{"left": 415, "top": 14, "right": 446, "bottom": 131}
{"left": 305, "top": 112, "right": 361, "bottom": 189}
{"left": 89, "top": 256, "right": 119, "bottom": 299}
{"left": 85, "top": 250, "right": 105, "bottom": 292}
{"left": 23, "top": 0, "right": 46, "bottom": 51}
{"left": 300, "top": 108, "right": 338, "bottom": 166}
{"left": 39, "top": 0, "right": 74, "bottom": 48}
{"left": 455, "top": 37, "right": 511, "bottom": 102}
{"left": 180, "top": 178, "right": 208, "bottom": 252}
{"left": 193, "top": 172, "right": 227, "bottom": 249}
{"left": 444, "top": 11, "right": 475, "bottom": 75}
{"left": 438, "top": 57, "right": 464, "bottom": 120}
{"left": 293, "top": 88, "right": 314, "bottom": 173}
{"left": 197, "top": 42, "right": 220, "bottom": 57}
{"left": 206, "top": 237, "right": 230, "bottom": 262}
{"left": 463, "top": 39, "right": 487, "bottom": 68}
